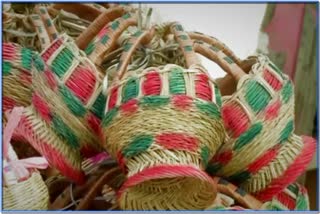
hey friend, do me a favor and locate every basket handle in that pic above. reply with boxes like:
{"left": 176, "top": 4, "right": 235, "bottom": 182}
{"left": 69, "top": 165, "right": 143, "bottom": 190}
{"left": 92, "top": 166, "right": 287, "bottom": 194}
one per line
{"left": 214, "top": 177, "right": 263, "bottom": 210}
{"left": 116, "top": 22, "right": 202, "bottom": 81}
{"left": 86, "top": 13, "right": 138, "bottom": 66}
{"left": 192, "top": 40, "right": 247, "bottom": 82}
{"left": 75, "top": 7, "right": 126, "bottom": 50}
{"left": 188, "top": 32, "right": 242, "bottom": 65}
{"left": 30, "top": 14, "right": 52, "bottom": 50}
{"left": 116, "top": 22, "right": 247, "bottom": 82}
{"left": 49, "top": 3, "right": 103, "bottom": 22}
{"left": 35, "top": 6, "right": 59, "bottom": 41}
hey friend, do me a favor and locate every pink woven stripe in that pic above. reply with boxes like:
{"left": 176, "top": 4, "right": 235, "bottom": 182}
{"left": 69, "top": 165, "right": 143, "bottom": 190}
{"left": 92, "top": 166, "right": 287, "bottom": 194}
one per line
{"left": 3, "top": 43, "right": 17, "bottom": 60}
{"left": 254, "top": 136, "right": 316, "bottom": 201}
{"left": 118, "top": 164, "right": 214, "bottom": 197}
{"left": 17, "top": 114, "right": 85, "bottom": 184}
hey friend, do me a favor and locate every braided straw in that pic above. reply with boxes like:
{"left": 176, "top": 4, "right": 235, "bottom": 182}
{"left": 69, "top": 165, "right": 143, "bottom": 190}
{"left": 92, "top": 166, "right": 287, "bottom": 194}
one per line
{"left": 193, "top": 36, "right": 316, "bottom": 200}
{"left": 2, "top": 43, "right": 34, "bottom": 112}
{"left": 101, "top": 23, "right": 243, "bottom": 210}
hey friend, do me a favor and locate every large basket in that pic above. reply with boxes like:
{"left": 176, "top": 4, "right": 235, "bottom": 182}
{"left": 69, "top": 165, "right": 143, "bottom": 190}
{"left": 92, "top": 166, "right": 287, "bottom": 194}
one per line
{"left": 3, "top": 107, "right": 49, "bottom": 210}
{"left": 101, "top": 23, "right": 233, "bottom": 210}
{"left": 189, "top": 32, "right": 316, "bottom": 201}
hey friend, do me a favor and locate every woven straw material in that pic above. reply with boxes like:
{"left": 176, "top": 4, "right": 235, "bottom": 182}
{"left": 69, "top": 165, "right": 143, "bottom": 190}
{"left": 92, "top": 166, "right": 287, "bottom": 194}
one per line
{"left": 103, "top": 63, "right": 224, "bottom": 210}
{"left": 262, "top": 182, "right": 310, "bottom": 210}
{"left": 3, "top": 172, "right": 49, "bottom": 210}
{"left": 38, "top": 34, "right": 105, "bottom": 151}
{"left": 204, "top": 55, "right": 316, "bottom": 199}
{"left": 3, "top": 43, "right": 34, "bottom": 111}
{"left": 85, "top": 12, "right": 138, "bottom": 66}
{"left": 16, "top": 106, "right": 85, "bottom": 184}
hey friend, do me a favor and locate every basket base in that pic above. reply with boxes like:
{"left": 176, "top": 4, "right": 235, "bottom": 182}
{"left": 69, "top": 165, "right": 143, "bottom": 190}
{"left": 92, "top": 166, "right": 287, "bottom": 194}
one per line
{"left": 118, "top": 164, "right": 216, "bottom": 210}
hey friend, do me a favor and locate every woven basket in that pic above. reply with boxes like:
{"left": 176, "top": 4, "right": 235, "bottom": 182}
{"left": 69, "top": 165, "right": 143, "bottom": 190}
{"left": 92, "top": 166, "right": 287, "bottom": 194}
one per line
{"left": 101, "top": 23, "right": 231, "bottom": 210}
{"left": 3, "top": 107, "right": 49, "bottom": 210}
{"left": 189, "top": 32, "right": 316, "bottom": 201}
{"left": 14, "top": 6, "right": 135, "bottom": 183}
{"left": 2, "top": 43, "right": 34, "bottom": 112}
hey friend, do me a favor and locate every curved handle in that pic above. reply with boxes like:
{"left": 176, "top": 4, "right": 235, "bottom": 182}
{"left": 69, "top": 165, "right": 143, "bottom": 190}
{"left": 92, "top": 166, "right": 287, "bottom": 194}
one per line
{"left": 171, "top": 23, "right": 201, "bottom": 68}
{"left": 76, "top": 7, "right": 125, "bottom": 50}
{"left": 30, "top": 14, "right": 51, "bottom": 50}
{"left": 87, "top": 13, "right": 138, "bottom": 66}
{"left": 188, "top": 32, "right": 242, "bottom": 65}
{"left": 35, "top": 6, "right": 58, "bottom": 41}
{"left": 213, "top": 177, "right": 263, "bottom": 210}
{"left": 116, "top": 22, "right": 201, "bottom": 81}
{"left": 75, "top": 167, "right": 122, "bottom": 210}
{"left": 193, "top": 40, "right": 247, "bottom": 82}
{"left": 50, "top": 3, "right": 103, "bottom": 22}
{"left": 116, "top": 27, "right": 156, "bottom": 80}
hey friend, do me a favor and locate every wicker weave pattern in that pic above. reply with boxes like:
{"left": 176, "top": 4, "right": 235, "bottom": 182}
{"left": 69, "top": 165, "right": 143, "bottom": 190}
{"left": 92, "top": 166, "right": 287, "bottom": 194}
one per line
{"left": 3, "top": 172, "right": 49, "bottom": 210}
{"left": 102, "top": 23, "right": 226, "bottom": 210}
{"left": 3, "top": 43, "right": 33, "bottom": 112}
{"left": 85, "top": 13, "right": 137, "bottom": 65}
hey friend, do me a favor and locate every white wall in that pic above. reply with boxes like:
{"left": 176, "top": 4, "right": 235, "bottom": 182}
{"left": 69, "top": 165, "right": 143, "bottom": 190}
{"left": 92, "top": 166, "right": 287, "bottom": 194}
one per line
{"left": 144, "top": 3, "right": 267, "bottom": 78}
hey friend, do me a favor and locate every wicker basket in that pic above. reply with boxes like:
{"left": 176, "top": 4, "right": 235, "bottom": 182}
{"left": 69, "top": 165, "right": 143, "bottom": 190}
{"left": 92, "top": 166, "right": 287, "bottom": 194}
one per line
{"left": 189, "top": 32, "right": 316, "bottom": 201}
{"left": 2, "top": 43, "right": 34, "bottom": 112}
{"left": 3, "top": 107, "right": 49, "bottom": 210}
{"left": 101, "top": 23, "right": 233, "bottom": 210}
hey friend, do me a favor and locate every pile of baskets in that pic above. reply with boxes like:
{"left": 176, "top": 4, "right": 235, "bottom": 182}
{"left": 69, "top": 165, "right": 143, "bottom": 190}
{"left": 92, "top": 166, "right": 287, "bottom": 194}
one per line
{"left": 2, "top": 3, "right": 316, "bottom": 211}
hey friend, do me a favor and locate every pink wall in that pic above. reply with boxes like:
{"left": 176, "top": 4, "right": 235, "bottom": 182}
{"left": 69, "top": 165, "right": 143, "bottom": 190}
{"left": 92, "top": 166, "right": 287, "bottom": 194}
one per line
{"left": 263, "top": 4, "right": 306, "bottom": 80}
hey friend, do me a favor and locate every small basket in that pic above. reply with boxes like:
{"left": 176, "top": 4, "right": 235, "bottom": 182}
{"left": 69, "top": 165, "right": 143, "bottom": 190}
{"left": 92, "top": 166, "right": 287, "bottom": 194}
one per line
{"left": 190, "top": 32, "right": 316, "bottom": 201}
{"left": 2, "top": 43, "right": 34, "bottom": 112}
{"left": 3, "top": 107, "right": 49, "bottom": 210}
{"left": 102, "top": 23, "right": 235, "bottom": 210}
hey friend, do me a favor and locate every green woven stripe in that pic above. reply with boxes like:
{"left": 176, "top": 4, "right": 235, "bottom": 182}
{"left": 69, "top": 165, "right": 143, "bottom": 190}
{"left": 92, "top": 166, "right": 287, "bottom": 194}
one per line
{"left": 122, "top": 13, "right": 131, "bottom": 19}
{"left": 33, "top": 53, "right": 45, "bottom": 72}
{"left": 132, "top": 30, "right": 143, "bottom": 37}
{"left": 178, "top": 35, "right": 188, "bottom": 40}
{"left": 296, "top": 194, "right": 308, "bottom": 210}
{"left": 140, "top": 96, "right": 170, "bottom": 107}
{"left": 46, "top": 19, "right": 52, "bottom": 27}
{"left": 59, "top": 85, "right": 86, "bottom": 117}
{"left": 52, "top": 115, "right": 79, "bottom": 148}
{"left": 3, "top": 61, "right": 12, "bottom": 75}
{"left": 111, "top": 20, "right": 120, "bottom": 30}
{"left": 228, "top": 171, "right": 251, "bottom": 183}
{"left": 279, "top": 120, "right": 294, "bottom": 144}
{"left": 122, "top": 78, "right": 139, "bottom": 103}
{"left": 85, "top": 42, "right": 95, "bottom": 55}
{"left": 175, "top": 24, "right": 184, "bottom": 31}
{"left": 122, "top": 135, "right": 154, "bottom": 158}
{"left": 269, "top": 62, "right": 284, "bottom": 78}
{"left": 223, "top": 56, "right": 234, "bottom": 64}
{"left": 123, "top": 43, "right": 132, "bottom": 52}
{"left": 214, "top": 85, "right": 222, "bottom": 107}
{"left": 102, "top": 107, "right": 118, "bottom": 127}
{"left": 196, "top": 101, "right": 220, "bottom": 119}
{"left": 210, "top": 45, "right": 220, "bottom": 52}
{"left": 287, "top": 183, "right": 299, "bottom": 195}
{"left": 206, "top": 163, "right": 222, "bottom": 175}
{"left": 233, "top": 122, "right": 263, "bottom": 151}
{"left": 245, "top": 80, "right": 272, "bottom": 112}
{"left": 101, "top": 35, "right": 109, "bottom": 45}
{"left": 201, "top": 146, "right": 210, "bottom": 167}
{"left": 91, "top": 92, "right": 107, "bottom": 119}
{"left": 21, "top": 48, "right": 32, "bottom": 70}
{"left": 281, "top": 81, "right": 293, "bottom": 104}
{"left": 184, "top": 45, "right": 193, "bottom": 52}
{"left": 169, "top": 67, "right": 186, "bottom": 94}
{"left": 51, "top": 48, "right": 74, "bottom": 78}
